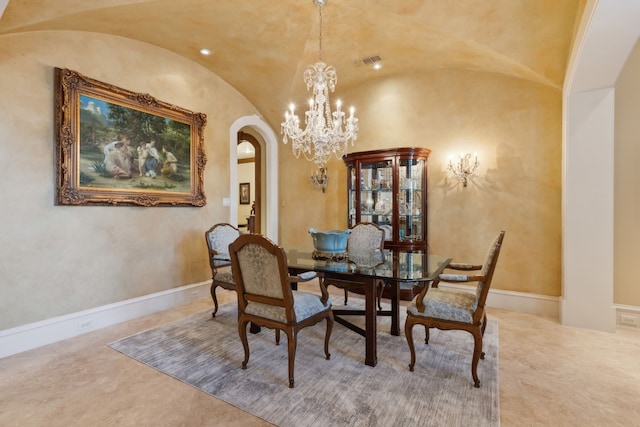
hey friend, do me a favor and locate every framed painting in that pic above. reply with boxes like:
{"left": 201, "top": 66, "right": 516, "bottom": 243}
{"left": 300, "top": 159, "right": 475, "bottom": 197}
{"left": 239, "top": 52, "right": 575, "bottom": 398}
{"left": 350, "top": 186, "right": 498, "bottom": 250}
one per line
{"left": 54, "top": 68, "right": 207, "bottom": 207}
{"left": 239, "top": 183, "right": 250, "bottom": 204}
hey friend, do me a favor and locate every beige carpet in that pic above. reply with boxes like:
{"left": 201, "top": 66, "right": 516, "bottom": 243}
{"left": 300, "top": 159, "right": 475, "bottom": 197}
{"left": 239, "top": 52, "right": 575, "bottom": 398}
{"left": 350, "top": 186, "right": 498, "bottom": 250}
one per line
{"left": 109, "top": 298, "right": 499, "bottom": 426}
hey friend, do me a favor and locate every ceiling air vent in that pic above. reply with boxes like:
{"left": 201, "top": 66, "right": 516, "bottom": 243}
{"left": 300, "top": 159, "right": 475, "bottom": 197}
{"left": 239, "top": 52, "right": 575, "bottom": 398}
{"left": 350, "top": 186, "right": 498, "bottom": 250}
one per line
{"left": 362, "top": 55, "right": 382, "bottom": 65}
{"left": 354, "top": 55, "right": 383, "bottom": 67}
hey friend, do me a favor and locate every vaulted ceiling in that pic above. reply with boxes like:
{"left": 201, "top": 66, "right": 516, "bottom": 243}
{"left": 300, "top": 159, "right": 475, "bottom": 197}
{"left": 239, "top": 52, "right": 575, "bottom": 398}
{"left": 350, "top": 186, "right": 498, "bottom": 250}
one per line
{"left": 0, "top": 0, "right": 584, "bottom": 128}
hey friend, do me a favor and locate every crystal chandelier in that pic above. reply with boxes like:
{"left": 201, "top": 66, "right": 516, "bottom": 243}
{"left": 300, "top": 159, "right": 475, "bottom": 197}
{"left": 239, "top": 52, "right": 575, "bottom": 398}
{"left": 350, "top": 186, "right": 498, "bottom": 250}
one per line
{"left": 281, "top": 0, "right": 358, "bottom": 169}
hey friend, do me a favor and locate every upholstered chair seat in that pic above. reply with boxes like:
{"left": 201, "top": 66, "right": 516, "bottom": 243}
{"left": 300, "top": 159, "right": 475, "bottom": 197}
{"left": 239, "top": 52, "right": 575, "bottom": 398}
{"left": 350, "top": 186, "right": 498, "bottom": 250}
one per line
{"left": 407, "top": 288, "right": 477, "bottom": 323}
{"left": 245, "top": 291, "right": 331, "bottom": 323}
{"left": 213, "top": 270, "right": 234, "bottom": 285}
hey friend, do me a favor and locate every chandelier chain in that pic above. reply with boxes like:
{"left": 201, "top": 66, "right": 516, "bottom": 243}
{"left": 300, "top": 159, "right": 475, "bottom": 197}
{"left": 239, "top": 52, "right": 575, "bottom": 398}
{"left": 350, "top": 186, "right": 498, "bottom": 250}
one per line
{"left": 318, "top": 4, "right": 323, "bottom": 62}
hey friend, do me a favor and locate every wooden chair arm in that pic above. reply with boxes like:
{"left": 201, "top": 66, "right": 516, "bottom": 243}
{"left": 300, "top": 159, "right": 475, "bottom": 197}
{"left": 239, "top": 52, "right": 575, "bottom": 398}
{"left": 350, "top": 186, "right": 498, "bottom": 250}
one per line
{"left": 447, "top": 262, "right": 482, "bottom": 271}
{"left": 209, "top": 250, "right": 231, "bottom": 274}
{"left": 210, "top": 249, "right": 231, "bottom": 261}
{"left": 318, "top": 274, "right": 329, "bottom": 305}
{"left": 415, "top": 276, "right": 439, "bottom": 309}
{"left": 287, "top": 271, "right": 319, "bottom": 283}
{"left": 415, "top": 272, "right": 484, "bottom": 311}
{"left": 287, "top": 272, "right": 330, "bottom": 305}
{"left": 439, "top": 273, "right": 484, "bottom": 283}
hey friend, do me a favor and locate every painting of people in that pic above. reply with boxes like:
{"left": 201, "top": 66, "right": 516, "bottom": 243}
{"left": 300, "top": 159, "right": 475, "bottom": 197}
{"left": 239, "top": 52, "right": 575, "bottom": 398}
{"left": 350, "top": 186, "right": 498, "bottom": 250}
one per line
{"left": 78, "top": 95, "right": 191, "bottom": 192}
{"left": 54, "top": 68, "right": 206, "bottom": 207}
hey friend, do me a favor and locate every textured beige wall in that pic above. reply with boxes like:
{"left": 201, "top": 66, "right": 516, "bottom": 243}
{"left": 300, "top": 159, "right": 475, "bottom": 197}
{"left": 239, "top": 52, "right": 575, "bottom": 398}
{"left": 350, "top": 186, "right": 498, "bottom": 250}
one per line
{"left": 0, "top": 31, "right": 260, "bottom": 330}
{"left": 615, "top": 38, "right": 640, "bottom": 306}
{"left": 278, "top": 69, "right": 563, "bottom": 297}
{"left": 6, "top": 24, "right": 635, "bottom": 333}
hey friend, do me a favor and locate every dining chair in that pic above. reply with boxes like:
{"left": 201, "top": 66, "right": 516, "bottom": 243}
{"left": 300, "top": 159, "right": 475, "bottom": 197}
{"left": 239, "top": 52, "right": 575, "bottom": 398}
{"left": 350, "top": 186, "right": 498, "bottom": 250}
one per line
{"left": 229, "top": 233, "right": 334, "bottom": 388}
{"left": 404, "top": 230, "right": 505, "bottom": 387}
{"left": 205, "top": 223, "right": 241, "bottom": 317}
{"left": 327, "top": 222, "right": 385, "bottom": 307}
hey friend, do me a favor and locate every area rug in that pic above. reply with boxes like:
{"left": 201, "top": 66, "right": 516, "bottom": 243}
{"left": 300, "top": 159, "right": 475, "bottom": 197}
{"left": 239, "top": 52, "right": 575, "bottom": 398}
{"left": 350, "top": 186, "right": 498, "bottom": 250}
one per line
{"left": 109, "top": 297, "right": 499, "bottom": 426}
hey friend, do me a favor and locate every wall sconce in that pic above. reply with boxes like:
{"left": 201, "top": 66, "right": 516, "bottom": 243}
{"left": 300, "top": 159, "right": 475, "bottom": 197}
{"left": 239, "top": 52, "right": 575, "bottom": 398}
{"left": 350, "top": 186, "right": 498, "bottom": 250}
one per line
{"left": 447, "top": 153, "right": 479, "bottom": 187}
{"left": 311, "top": 167, "right": 328, "bottom": 193}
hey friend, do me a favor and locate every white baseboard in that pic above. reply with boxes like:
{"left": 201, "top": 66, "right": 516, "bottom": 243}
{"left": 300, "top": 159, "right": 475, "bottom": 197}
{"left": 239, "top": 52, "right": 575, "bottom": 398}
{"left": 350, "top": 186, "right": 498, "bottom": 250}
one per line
{"left": 438, "top": 282, "right": 561, "bottom": 319}
{"left": 4, "top": 280, "right": 635, "bottom": 359}
{"left": 0, "top": 281, "right": 211, "bottom": 359}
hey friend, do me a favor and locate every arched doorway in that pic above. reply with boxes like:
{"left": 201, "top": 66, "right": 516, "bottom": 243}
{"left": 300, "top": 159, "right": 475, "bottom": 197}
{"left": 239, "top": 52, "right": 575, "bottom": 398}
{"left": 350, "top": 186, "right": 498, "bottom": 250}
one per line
{"left": 229, "top": 115, "right": 279, "bottom": 242}
{"left": 237, "top": 131, "right": 261, "bottom": 234}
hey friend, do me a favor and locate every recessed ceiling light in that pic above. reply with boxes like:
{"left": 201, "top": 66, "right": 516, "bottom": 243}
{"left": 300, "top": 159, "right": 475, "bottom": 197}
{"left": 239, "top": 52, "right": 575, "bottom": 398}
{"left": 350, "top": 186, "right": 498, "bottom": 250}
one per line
{"left": 200, "top": 48, "right": 212, "bottom": 56}
{"left": 373, "top": 63, "right": 382, "bottom": 70}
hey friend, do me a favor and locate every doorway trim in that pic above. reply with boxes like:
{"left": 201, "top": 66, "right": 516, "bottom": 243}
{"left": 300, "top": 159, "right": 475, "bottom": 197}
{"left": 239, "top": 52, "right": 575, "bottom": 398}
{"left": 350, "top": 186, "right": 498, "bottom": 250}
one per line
{"left": 229, "top": 115, "right": 279, "bottom": 242}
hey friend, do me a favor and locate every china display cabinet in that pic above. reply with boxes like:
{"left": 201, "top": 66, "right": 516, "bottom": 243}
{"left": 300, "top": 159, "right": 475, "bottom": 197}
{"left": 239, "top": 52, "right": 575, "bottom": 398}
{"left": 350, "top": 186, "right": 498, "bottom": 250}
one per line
{"left": 343, "top": 147, "right": 431, "bottom": 252}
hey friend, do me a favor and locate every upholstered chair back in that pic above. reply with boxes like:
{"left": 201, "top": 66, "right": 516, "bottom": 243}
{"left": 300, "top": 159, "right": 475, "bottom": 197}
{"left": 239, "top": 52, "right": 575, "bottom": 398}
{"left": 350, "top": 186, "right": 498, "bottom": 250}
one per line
{"left": 475, "top": 232, "right": 505, "bottom": 305}
{"left": 206, "top": 223, "right": 240, "bottom": 260}
{"left": 347, "top": 222, "right": 385, "bottom": 257}
{"left": 230, "top": 234, "right": 299, "bottom": 324}
{"left": 235, "top": 242, "right": 286, "bottom": 300}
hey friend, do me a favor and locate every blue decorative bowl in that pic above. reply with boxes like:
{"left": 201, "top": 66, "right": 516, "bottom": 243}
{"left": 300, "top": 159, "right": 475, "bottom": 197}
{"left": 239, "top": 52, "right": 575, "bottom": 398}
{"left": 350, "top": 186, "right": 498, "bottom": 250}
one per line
{"left": 308, "top": 228, "right": 351, "bottom": 259}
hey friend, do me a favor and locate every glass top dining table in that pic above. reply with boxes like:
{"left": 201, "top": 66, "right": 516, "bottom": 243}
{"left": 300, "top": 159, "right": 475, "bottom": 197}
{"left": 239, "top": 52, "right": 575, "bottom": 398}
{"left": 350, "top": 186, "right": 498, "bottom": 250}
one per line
{"left": 286, "top": 249, "right": 452, "bottom": 367}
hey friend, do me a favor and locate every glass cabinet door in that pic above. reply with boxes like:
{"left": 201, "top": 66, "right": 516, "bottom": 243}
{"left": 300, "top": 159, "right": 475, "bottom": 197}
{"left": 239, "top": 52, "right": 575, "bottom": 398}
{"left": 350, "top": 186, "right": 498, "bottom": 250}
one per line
{"left": 347, "top": 164, "right": 357, "bottom": 228}
{"left": 398, "top": 158, "right": 424, "bottom": 244}
{"left": 359, "top": 159, "right": 393, "bottom": 241}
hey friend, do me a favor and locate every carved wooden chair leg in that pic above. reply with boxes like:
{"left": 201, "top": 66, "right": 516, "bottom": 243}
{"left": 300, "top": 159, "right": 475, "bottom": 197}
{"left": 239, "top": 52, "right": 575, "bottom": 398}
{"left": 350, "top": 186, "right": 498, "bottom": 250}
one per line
{"left": 480, "top": 312, "right": 487, "bottom": 359}
{"left": 238, "top": 319, "right": 250, "bottom": 369}
{"left": 286, "top": 329, "right": 296, "bottom": 388}
{"left": 471, "top": 329, "right": 483, "bottom": 388}
{"left": 324, "top": 315, "right": 334, "bottom": 360}
{"left": 405, "top": 316, "right": 417, "bottom": 371}
{"left": 210, "top": 283, "right": 219, "bottom": 318}
{"left": 375, "top": 279, "right": 384, "bottom": 310}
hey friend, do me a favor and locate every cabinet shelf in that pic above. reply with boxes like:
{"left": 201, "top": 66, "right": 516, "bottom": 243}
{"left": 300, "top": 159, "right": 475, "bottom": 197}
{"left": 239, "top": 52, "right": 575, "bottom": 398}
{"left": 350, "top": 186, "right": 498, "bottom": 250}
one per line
{"left": 360, "top": 189, "right": 393, "bottom": 194}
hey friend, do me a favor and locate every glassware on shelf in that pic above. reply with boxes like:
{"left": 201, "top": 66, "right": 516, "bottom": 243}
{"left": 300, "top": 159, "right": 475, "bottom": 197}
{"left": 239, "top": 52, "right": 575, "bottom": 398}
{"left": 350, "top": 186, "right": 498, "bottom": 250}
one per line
{"left": 364, "top": 197, "right": 374, "bottom": 212}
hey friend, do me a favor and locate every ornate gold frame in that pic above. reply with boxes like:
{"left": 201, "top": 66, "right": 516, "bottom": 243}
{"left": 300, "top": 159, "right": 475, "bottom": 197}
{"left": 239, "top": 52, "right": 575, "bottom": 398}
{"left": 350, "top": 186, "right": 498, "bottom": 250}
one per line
{"left": 54, "top": 68, "right": 207, "bottom": 207}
